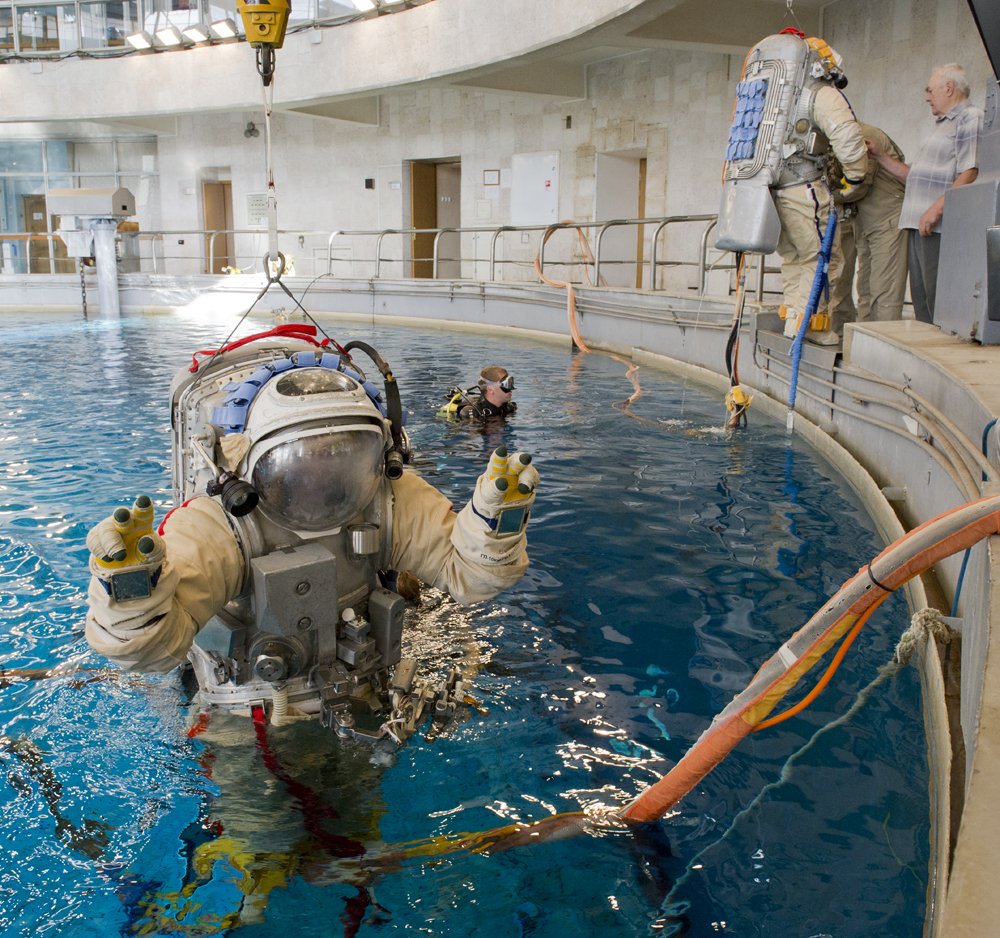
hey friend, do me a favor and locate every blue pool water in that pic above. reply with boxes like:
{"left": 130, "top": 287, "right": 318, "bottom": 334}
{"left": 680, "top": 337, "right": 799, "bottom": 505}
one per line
{"left": 0, "top": 309, "right": 927, "bottom": 936}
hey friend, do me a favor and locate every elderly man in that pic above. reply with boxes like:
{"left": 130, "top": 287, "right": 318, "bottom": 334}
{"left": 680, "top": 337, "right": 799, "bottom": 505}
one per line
{"left": 868, "top": 64, "right": 982, "bottom": 323}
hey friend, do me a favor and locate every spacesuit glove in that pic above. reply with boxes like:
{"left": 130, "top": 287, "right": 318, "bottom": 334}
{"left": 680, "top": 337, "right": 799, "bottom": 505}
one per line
{"left": 452, "top": 447, "right": 539, "bottom": 566}
{"left": 833, "top": 175, "right": 867, "bottom": 204}
{"left": 86, "top": 495, "right": 167, "bottom": 604}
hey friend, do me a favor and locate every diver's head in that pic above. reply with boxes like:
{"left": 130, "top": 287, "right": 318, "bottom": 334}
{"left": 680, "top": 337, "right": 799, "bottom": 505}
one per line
{"left": 478, "top": 366, "right": 514, "bottom": 407}
{"left": 239, "top": 367, "right": 389, "bottom": 533}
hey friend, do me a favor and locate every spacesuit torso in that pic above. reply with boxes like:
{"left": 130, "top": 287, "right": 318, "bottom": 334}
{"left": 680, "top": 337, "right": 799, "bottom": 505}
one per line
{"left": 170, "top": 341, "right": 405, "bottom": 732}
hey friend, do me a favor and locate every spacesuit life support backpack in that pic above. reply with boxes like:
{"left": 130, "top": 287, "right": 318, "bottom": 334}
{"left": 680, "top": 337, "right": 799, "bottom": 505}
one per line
{"left": 714, "top": 30, "right": 847, "bottom": 254}
{"left": 168, "top": 332, "right": 413, "bottom": 737}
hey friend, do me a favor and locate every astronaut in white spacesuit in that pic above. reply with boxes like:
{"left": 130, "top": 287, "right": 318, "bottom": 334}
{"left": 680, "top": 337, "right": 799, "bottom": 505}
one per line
{"left": 715, "top": 29, "right": 868, "bottom": 345}
{"left": 84, "top": 328, "right": 538, "bottom": 742}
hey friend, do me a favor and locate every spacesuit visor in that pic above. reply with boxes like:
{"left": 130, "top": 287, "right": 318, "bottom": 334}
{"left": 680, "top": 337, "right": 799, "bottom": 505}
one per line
{"left": 249, "top": 425, "right": 386, "bottom": 531}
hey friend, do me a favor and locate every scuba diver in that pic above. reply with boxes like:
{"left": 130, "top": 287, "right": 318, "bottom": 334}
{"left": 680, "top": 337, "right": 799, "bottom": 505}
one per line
{"left": 440, "top": 366, "right": 517, "bottom": 421}
{"left": 84, "top": 326, "right": 539, "bottom": 743}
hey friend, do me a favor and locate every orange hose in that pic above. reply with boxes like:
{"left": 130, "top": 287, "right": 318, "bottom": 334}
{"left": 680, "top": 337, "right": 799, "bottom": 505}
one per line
{"left": 620, "top": 497, "right": 1000, "bottom": 822}
{"left": 363, "top": 498, "right": 1000, "bottom": 857}
{"left": 533, "top": 223, "right": 593, "bottom": 353}
{"left": 533, "top": 223, "right": 646, "bottom": 415}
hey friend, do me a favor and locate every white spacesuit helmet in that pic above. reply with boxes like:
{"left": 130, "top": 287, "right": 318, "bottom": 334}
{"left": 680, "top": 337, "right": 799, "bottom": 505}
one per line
{"left": 239, "top": 365, "right": 390, "bottom": 533}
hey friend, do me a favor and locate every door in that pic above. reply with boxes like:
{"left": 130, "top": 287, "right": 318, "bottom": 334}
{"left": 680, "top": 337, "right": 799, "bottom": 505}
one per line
{"left": 635, "top": 157, "right": 647, "bottom": 289}
{"left": 24, "top": 194, "right": 68, "bottom": 273}
{"left": 409, "top": 162, "right": 437, "bottom": 278}
{"left": 594, "top": 152, "right": 645, "bottom": 288}
{"left": 203, "top": 181, "right": 234, "bottom": 274}
{"left": 435, "top": 162, "right": 461, "bottom": 279}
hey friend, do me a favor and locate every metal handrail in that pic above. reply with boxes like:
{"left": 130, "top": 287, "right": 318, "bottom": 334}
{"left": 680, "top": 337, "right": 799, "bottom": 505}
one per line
{"left": 431, "top": 228, "right": 457, "bottom": 279}
{"left": 594, "top": 218, "right": 639, "bottom": 284}
{"left": 537, "top": 220, "right": 608, "bottom": 283}
{"left": 3, "top": 217, "right": 778, "bottom": 300}
{"left": 648, "top": 215, "right": 718, "bottom": 292}
{"left": 207, "top": 228, "right": 331, "bottom": 274}
{"left": 375, "top": 229, "right": 401, "bottom": 277}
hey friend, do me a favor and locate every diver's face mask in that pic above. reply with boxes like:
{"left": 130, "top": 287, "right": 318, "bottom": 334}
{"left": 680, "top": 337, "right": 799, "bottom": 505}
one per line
{"left": 482, "top": 374, "right": 514, "bottom": 395}
{"left": 242, "top": 369, "right": 388, "bottom": 532}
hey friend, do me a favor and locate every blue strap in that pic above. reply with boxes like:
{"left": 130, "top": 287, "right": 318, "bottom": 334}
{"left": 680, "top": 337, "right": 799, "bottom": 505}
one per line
{"left": 470, "top": 498, "right": 498, "bottom": 531}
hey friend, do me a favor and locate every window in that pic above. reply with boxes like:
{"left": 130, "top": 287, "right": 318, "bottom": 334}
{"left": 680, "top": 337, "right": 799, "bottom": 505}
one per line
{"left": 15, "top": 4, "right": 72, "bottom": 52}
{"left": 0, "top": 7, "right": 14, "bottom": 49}
{"left": 78, "top": 0, "right": 139, "bottom": 48}
{"left": 0, "top": 141, "right": 44, "bottom": 174}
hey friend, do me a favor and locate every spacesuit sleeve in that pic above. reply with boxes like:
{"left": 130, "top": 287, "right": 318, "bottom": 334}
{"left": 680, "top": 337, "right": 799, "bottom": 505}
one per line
{"left": 85, "top": 498, "right": 245, "bottom": 673}
{"left": 389, "top": 470, "right": 528, "bottom": 604}
{"left": 814, "top": 85, "right": 868, "bottom": 181}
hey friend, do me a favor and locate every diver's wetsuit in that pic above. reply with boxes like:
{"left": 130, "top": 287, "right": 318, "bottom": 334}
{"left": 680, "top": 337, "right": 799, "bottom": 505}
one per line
{"left": 464, "top": 398, "right": 516, "bottom": 419}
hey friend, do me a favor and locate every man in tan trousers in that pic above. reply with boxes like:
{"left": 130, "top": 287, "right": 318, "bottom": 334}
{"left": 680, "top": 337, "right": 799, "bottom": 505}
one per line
{"left": 829, "top": 123, "right": 908, "bottom": 334}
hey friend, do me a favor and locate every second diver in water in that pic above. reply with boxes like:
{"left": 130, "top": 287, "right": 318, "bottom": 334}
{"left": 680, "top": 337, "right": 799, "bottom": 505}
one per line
{"left": 440, "top": 366, "right": 517, "bottom": 421}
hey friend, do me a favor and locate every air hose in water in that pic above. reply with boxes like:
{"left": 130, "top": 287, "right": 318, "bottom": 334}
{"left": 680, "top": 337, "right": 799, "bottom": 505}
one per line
{"left": 533, "top": 224, "right": 644, "bottom": 416}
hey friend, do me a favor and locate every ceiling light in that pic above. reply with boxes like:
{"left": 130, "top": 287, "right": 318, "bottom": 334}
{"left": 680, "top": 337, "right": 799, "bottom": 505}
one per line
{"left": 125, "top": 30, "right": 154, "bottom": 50}
{"left": 209, "top": 18, "right": 239, "bottom": 40}
{"left": 350, "top": 0, "right": 377, "bottom": 10}
{"left": 182, "top": 24, "right": 212, "bottom": 44}
{"left": 155, "top": 25, "right": 190, "bottom": 47}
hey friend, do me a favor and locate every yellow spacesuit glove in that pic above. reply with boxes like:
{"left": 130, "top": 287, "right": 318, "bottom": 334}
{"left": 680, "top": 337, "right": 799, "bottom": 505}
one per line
{"left": 86, "top": 495, "right": 167, "bottom": 603}
{"left": 469, "top": 447, "right": 538, "bottom": 539}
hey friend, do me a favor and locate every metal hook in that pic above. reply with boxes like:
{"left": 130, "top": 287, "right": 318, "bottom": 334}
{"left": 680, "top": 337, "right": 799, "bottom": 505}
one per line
{"left": 264, "top": 250, "right": 286, "bottom": 284}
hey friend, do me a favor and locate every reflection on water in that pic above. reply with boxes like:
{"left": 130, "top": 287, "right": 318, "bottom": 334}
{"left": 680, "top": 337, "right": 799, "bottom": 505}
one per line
{"left": 0, "top": 310, "right": 926, "bottom": 936}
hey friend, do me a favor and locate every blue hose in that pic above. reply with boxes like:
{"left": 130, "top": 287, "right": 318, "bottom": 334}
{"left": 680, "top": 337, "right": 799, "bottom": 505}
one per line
{"left": 982, "top": 417, "right": 998, "bottom": 482}
{"left": 952, "top": 416, "right": 1000, "bottom": 615}
{"left": 787, "top": 210, "right": 838, "bottom": 412}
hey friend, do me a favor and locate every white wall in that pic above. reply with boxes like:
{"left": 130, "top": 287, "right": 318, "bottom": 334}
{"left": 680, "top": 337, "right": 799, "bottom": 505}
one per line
{"left": 12, "top": 0, "right": 992, "bottom": 284}
{"left": 821, "top": 0, "right": 993, "bottom": 163}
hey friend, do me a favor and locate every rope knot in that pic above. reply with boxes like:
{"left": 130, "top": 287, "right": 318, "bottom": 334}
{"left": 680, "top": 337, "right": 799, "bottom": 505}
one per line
{"left": 895, "top": 607, "right": 957, "bottom": 665}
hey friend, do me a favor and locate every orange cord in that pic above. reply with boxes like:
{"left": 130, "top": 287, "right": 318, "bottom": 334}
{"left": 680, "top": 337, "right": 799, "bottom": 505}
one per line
{"left": 533, "top": 223, "right": 643, "bottom": 415}
{"left": 751, "top": 595, "right": 888, "bottom": 732}
{"left": 533, "top": 222, "right": 594, "bottom": 353}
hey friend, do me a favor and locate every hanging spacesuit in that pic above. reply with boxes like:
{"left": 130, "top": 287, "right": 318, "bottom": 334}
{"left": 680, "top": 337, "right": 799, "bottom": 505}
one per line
{"left": 84, "top": 328, "right": 538, "bottom": 742}
{"left": 715, "top": 30, "right": 868, "bottom": 340}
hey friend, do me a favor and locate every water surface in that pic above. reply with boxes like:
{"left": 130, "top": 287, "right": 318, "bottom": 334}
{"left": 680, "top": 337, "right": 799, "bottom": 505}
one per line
{"left": 0, "top": 308, "right": 927, "bottom": 936}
